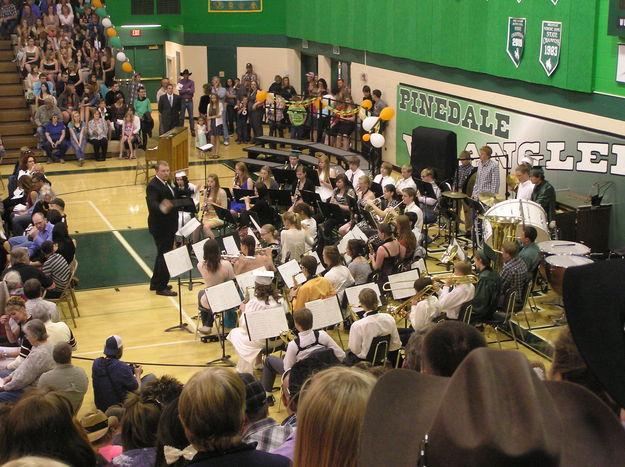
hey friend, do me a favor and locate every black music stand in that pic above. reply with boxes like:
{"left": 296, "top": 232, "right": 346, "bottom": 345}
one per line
{"left": 273, "top": 168, "right": 296, "bottom": 187}
{"left": 214, "top": 204, "right": 237, "bottom": 226}
{"left": 268, "top": 189, "right": 293, "bottom": 209}
{"left": 307, "top": 168, "right": 320, "bottom": 186}
{"left": 233, "top": 188, "right": 255, "bottom": 202}
{"left": 371, "top": 182, "right": 383, "bottom": 198}
{"left": 300, "top": 189, "right": 322, "bottom": 206}
{"left": 206, "top": 309, "right": 236, "bottom": 367}
{"left": 163, "top": 246, "right": 194, "bottom": 334}
{"left": 360, "top": 207, "right": 378, "bottom": 230}
{"left": 415, "top": 179, "right": 437, "bottom": 199}
{"left": 223, "top": 187, "right": 234, "bottom": 201}
{"left": 318, "top": 201, "right": 350, "bottom": 223}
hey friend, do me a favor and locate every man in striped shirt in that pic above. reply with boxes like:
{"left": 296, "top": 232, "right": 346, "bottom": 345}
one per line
{"left": 41, "top": 241, "right": 71, "bottom": 299}
{"left": 472, "top": 146, "right": 500, "bottom": 199}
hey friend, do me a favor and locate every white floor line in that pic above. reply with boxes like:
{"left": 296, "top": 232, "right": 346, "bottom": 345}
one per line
{"left": 74, "top": 339, "right": 197, "bottom": 356}
{"left": 84, "top": 200, "right": 198, "bottom": 332}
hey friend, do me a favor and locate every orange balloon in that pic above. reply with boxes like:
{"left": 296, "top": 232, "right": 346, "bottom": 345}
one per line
{"left": 361, "top": 100, "right": 372, "bottom": 110}
{"left": 255, "top": 90, "right": 268, "bottom": 103}
{"left": 92, "top": 0, "right": 103, "bottom": 7}
{"left": 362, "top": 133, "right": 371, "bottom": 142}
{"left": 379, "top": 106, "right": 395, "bottom": 121}
{"left": 122, "top": 62, "right": 133, "bottom": 73}
{"left": 106, "top": 28, "right": 117, "bottom": 37}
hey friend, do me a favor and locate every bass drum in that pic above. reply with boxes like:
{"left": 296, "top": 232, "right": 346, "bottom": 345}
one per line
{"left": 483, "top": 199, "right": 549, "bottom": 247}
{"left": 544, "top": 254, "right": 593, "bottom": 296}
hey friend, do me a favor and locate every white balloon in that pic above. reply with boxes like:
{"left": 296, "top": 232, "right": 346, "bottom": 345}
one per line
{"left": 370, "top": 133, "right": 385, "bottom": 148}
{"left": 362, "top": 116, "right": 379, "bottom": 132}
{"left": 102, "top": 18, "right": 112, "bottom": 28}
{"left": 116, "top": 52, "right": 127, "bottom": 62}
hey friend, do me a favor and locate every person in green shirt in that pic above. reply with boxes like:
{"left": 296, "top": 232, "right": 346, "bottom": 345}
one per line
{"left": 530, "top": 167, "right": 556, "bottom": 223}
{"left": 471, "top": 249, "right": 501, "bottom": 321}
{"left": 133, "top": 86, "right": 153, "bottom": 150}
{"left": 518, "top": 225, "right": 540, "bottom": 278}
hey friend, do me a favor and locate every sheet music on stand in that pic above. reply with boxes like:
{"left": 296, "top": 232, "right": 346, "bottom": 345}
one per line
{"left": 222, "top": 236, "right": 240, "bottom": 256}
{"left": 306, "top": 295, "right": 343, "bottom": 330}
{"left": 338, "top": 225, "right": 368, "bottom": 254}
{"left": 411, "top": 258, "right": 427, "bottom": 275}
{"left": 176, "top": 217, "right": 201, "bottom": 237}
{"left": 388, "top": 269, "right": 422, "bottom": 300}
{"left": 192, "top": 238, "right": 210, "bottom": 262}
{"left": 278, "top": 260, "right": 306, "bottom": 289}
{"left": 235, "top": 266, "right": 267, "bottom": 297}
{"left": 345, "top": 282, "right": 381, "bottom": 313}
{"left": 305, "top": 251, "right": 325, "bottom": 275}
{"left": 315, "top": 185, "right": 334, "bottom": 202}
{"left": 164, "top": 245, "right": 193, "bottom": 277}
{"left": 245, "top": 306, "right": 289, "bottom": 341}
{"left": 205, "top": 280, "right": 242, "bottom": 313}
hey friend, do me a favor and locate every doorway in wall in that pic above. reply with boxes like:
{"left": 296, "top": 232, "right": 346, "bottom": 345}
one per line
{"left": 207, "top": 46, "right": 237, "bottom": 86}
{"left": 122, "top": 45, "right": 166, "bottom": 101}
{"left": 300, "top": 53, "right": 317, "bottom": 95}
{"left": 330, "top": 59, "right": 350, "bottom": 92}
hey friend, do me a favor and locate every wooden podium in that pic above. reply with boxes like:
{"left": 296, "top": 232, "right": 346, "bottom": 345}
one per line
{"left": 152, "top": 127, "right": 189, "bottom": 173}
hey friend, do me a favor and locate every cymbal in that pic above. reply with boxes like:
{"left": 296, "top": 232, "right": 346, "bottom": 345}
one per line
{"left": 478, "top": 192, "right": 504, "bottom": 206}
{"left": 442, "top": 191, "right": 468, "bottom": 199}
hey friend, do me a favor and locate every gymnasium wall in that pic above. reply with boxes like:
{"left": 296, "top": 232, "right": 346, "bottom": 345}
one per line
{"left": 236, "top": 48, "right": 302, "bottom": 94}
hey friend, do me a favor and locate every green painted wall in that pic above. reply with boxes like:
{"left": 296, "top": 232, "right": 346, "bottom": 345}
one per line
{"left": 594, "top": 0, "right": 625, "bottom": 97}
{"left": 106, "top": 0, "right": 286, "bottom": 35}
{"left": 286, "top": 0, "right": 597, "bottom": 93}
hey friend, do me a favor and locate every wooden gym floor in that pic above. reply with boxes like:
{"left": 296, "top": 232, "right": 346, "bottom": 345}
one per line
{"left": 28, "top": 120, "right": 554, "bottom": 420}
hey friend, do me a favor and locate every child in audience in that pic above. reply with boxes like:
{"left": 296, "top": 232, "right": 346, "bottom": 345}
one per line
{"left": 236, "top": 95, "right": 249, "bottom": 143}
{"left": 119, "top": 113, "right": 135, "bottom": 160}
{"left": 195, "top": 115, "right": 208, "bottom": 157}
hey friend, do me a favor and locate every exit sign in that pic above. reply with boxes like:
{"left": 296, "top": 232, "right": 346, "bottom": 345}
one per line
{"left": 130, "top": 29, "right": 142, "bottom": 37}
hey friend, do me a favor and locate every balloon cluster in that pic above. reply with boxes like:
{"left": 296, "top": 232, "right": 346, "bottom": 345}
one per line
{"left": 94, "top": 0, "right": 134, "bottom": 73}
{"left": 360, "top": 102, "right": 395, "bottom": 148}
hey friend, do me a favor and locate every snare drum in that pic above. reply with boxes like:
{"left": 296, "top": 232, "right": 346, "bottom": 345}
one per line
{"left": 483, "top": 199, "right": 549, "bottom": 246}
{"left": 544, "top": 254, "right": 593, "bottom": 296}
{"left": 538, "top": 240, "right": 591, "bottom": 257}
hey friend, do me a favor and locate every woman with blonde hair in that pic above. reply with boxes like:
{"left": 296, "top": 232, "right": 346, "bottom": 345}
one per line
{"left": 293, "top": 366, "right": 376, "bottom": 467}
{"left": 280, "top": 211, "right": 313, "bottom": 263}
{"left": 230, "top": 161, "right": 254, "bottom": 213}
{"left": 195, "top": 173, "right": 227, "bottom": 242}
{"left": 67, "top": 111, "right": 86, "bottom": 166}
{"left": 317, "top": 154, "right": 336, "bottom": 195}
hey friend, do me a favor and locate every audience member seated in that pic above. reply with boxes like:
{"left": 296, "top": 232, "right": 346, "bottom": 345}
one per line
{"left": 178, "top": 367, "right": 290, "bottom": 466}
{"left": 30, "top": 301, "right": 75, "bottom": 349}
{"left": 9, "top": 212, "right": 54, "bottom": 258}
{"left": 37, "top": 341, "right": 87, "bottom": 414}
{"left": 239, "top": 372, "right": 294, "bottom": 452}
{"left": 92, "top": 334, "right": 155, "bottom": 412}
{"left": 0, "top": 0, "right": 18, "bottom": 39}
{"left": 261, "top": 307, "right": 344, "bottom": 401}
{"left": 141, "top": 375, "right": 184, "bottom": 407}
{"left": 345, "top": 288, "right": 401, "bottom": 365}
{"left": 294, "top": 367, "right": 376, "bottom": 467}
{"left": 24, "top": 278, "right": 59, "bottom": 322}
{"left": 154, "top": 395, "right": 195, "bottom": 467}
{"left": 51, "top": 221, "right": 75, "bottom": 264}
{"left": 499, "top": 240, "right": 527, "bottom": 309}
{"left": 3, "top": 248, "right": 53, "bottom": 291}
{"left": 43, "top": 114, "right": 68, "bottom": 163}
{"left": 421, "top": 320, "right": 486, "bottom": 376}
{"left": 0, "top": 319, "right": 54, "bottom": 402}
{"left": 34, "top": 97, "right": 61, "bottom": 147}
{"left": 438, "top": 261, "right": 476, "bottom": 320}
{"left": 291, "top": 255, "right": 335, "bottom": 311}
{"left": 39, "top": 240, "right": 71, "bottom": 298}
{"left": 402, "top": 324, "right": 434, "bottom": 371}
{"left": 0, "top": 297, "right": 32, "bottom": 370}
{"left": 0, "top": 391, "right": 97, "bottom": 466}
{"left": 80, "top": 409, "right": 123, "bottom": 464}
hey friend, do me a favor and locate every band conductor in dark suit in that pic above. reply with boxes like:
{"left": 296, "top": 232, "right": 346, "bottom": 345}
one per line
{"left": 146, "top": 160, "right": 178, "bottom": 296}
{"left": 158, "top": 83, "right": 181, "bottom": 134}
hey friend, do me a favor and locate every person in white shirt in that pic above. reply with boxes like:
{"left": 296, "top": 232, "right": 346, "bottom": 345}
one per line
{"left": 322, "top": 245, "right": 355, "bottom": 302}
{"left": 346, "top": 288, "right": 401, "bottom": 365}
{"left": 397, "top": 277, "right": 442, "bottom": 345}
{"left": 30, "top": 303, "right": 77, "bottom": 349}
{"left": 345, "top": 156, "right": 366, "bottom": 189}
{"left": 293, "top": 203, "right": 317, "bottom": 249}
{"left": 402, "top": 187, "right": 424, "bottom": 233}
{"left": 395, "top": 164, "right": 417, "bottom": 192}
{"left": 260, "top": 307, "right": 345, "bottom": 401}
{"left": 417, "top": 168, "right": 442, "bottom": 224}
{"left": 512, "top": 163, "right": 534, "bottom": 201}
{"left": 373, "top": 162, "right": 396, "bottom": 190}
{"left": 438, "top": 261, "right": 476, "bottom": 320}
{"left": 280, "top": 211, "right": 313, "bottom": 263}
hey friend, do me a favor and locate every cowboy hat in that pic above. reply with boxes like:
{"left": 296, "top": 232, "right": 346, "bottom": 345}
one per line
{"left": 359, "top": 347, "right": 625, "bottom": 467}
{"left": 180, "top": 69, "right": 192, "bottom": 76}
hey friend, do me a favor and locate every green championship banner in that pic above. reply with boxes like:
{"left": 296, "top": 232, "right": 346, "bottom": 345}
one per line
{"left": 209, "top": 0, "right": 262, "bottom": 12}
{"left": 540, "top": 21, "right": 562, "bottom": 76}
{"left": 395, "top": 83, "right": 625, "bottom": 246}
{"left": 506, "top": 17, "right": 526, "bottom": 68}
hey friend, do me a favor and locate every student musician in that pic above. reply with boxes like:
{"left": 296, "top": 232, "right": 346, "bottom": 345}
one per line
{"left": 258, "top": 165, "right": 279, "bottom": 190}
{"left": 280, "top": 212, "right": 313, "bottom": 264}
{"left": 395, "top": 214, "right": 417, "bottom": 261}
{"left": 472, "top": 249, "right": 501, "bottom": 321}
{"left": 365, "top": 184, "right": 402, "bottom": 225}
{"left": 291, "top": 255, "right": 335, "bottom": 311}
{"left": 283, "top": 153, "right": 302, "bottom": 172}
{"left": 290, "top": 165, "right": 315, "bottom": 210}
{"left": 237, "top": 182, "right": 276, "bottom": 229}
{"left": 344, "top": 156, "right": 365, "bottom": 189}
{"left": 317, "top": 155, "right": 337, "bottom": 194}
{"left": 346, "top": 239, "right": 372, "bottom": 286}
{"left": 321, "top": 173, "right": 353, "bottom": 238}
{"left": 397, "top": 277, "right": 442, "bottom": 345}
{"left": 260, "top": 224, "right": 281, "bottom": 266}
{"left": 173, "top": 170, "right": 198, "bottom": 232}
{"left": 438, "top": 261, "right": 476, "bottom": 320}
{"left": 197, "top": 239, "right": 235, "bottom": 335}
{"left": 338, "top": 175, "right": 376, "bottom": 236}
{"left": 417, "top": 168, "right": 441, "bottom": 224}
{"left": 195, "top": 173, "right": 227, "bottom": 242}
{"left": 292, "top": 203, "right": 317, "bottom": 247}
{"left": 233, "top": 234, "right": 275, "bottom": 275}
{"left": 369, "top": 222, "right": 406, "bottom": 287}
{"left": 373, "top": 161, "right": 395, "bottom": 189}
{"left": 261, "top": 307, "right": 345, "bottom": 402}
{"left": 322, "top": 245, "right": 355, "bottom": 302}
{"left": 395, "top": 164, "right": 417, "bottom": 192}
{"left": 227, "top": 270, "right": 284, "bottom": 373}
{"left": 231, "top": 161, "right": 255, "bottom": 212}
{"left": 402, "top": 188, "right": 424, "bottom": 233}
{"left": 345, "top": 287, "right": 401, "bottom": 365}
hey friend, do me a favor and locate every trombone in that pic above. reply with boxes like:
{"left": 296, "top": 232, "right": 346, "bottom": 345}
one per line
{"left": 387, "top": 283, "right": 441, "bottom": 320}
{"left": 432, "top": 273, "right": 479, "bottom": 285}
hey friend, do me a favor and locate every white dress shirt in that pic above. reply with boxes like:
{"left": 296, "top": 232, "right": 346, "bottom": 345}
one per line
{"left": 404, "top": 202, "right": 424, "bottom": 232}
{"left": 438, "top": 283, "right": 476, "bottom": 320}
{"left": 345, "top": 168, "right": 366, "bottom": 188}
{"left": 348, "top": 311, "right": 401, "bottom": 359}
{"left": 516, "top": 179, "right": 534, "bottom": 200}
{"left": 396, "top": 177, "right": 417, "bottom": 192}
{"left": 374, "top": 174, "right": 396, "bottom": 189}
{"left": 283, "top": 329, "right": 345, "bottom": 371}
{"left": 324, "top": 265, "right": 355, "bottom": 302}
{"left": 409, "top": 295, "right": 441, "bottom": 332}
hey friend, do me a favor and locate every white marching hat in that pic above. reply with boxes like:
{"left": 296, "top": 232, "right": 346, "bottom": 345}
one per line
{"left": 253, "top": 270, "right": 274, "bottom": 285}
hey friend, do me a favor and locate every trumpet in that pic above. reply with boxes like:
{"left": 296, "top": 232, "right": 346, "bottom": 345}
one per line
{"left": 279, "top": 329, "right": 297, "bottom": 346}
{"left": 387, "top": 284, "right": 441, "bottom": 319}
{"left": 432, "top": 273, "right": 479, "bottom": 285}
